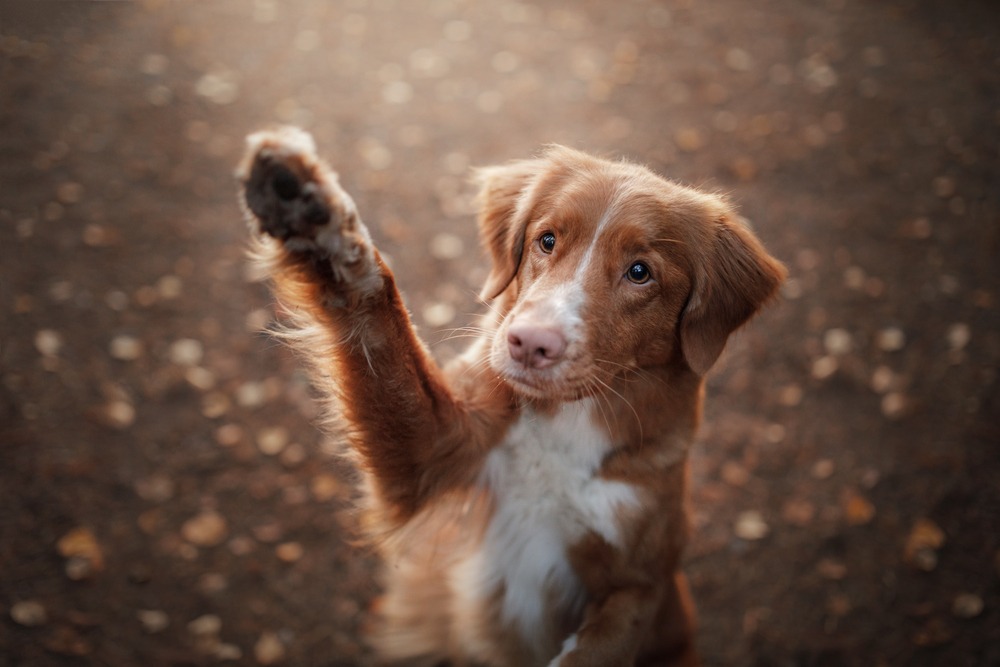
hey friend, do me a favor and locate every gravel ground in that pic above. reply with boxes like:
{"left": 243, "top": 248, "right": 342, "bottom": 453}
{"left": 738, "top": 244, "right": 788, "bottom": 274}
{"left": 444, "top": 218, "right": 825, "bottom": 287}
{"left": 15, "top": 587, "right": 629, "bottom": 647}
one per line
{"left": 1, "top": 1, "right": 998, "bottom": 665}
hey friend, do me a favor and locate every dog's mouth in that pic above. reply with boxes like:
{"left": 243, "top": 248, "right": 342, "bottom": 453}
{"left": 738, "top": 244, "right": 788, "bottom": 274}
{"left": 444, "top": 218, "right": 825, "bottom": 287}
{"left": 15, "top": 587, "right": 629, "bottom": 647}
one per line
{"left": 494, "top": 364, "right": 598, "bottom": 402}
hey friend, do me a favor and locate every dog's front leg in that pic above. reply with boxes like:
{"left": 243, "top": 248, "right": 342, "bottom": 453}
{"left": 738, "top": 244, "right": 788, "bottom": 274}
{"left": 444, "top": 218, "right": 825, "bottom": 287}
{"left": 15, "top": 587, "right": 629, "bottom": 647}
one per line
{"left": 551, "top": 570, "right": 699, "bottom": 667}
{"left": 549, "top": 584, "right": 659, "bottom": 667}
{"left": 237, "top": 127, "right": 475, "bottom": 525}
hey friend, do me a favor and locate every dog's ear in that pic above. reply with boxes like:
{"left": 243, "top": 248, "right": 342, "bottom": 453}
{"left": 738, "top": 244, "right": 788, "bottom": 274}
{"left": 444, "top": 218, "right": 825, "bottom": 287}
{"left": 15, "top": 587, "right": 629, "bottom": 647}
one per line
{"left": 680, "top": 213, "right": 786, "bottom": 375}
{"left": 473, "top": 159, "right": 547, "bottom": 300}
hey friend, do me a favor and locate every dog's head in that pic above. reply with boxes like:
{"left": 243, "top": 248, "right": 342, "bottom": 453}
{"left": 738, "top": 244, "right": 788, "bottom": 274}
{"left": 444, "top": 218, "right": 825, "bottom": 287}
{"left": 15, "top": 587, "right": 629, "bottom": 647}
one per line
{"left": 475, "top": 146, "right": 786, "bottom": 400}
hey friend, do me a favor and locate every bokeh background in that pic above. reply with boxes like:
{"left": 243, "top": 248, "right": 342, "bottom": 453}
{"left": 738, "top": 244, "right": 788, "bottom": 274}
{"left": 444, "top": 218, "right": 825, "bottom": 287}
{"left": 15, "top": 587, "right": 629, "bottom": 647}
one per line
{"left": 1, "top": 1, "right": 997, "bottom": 665}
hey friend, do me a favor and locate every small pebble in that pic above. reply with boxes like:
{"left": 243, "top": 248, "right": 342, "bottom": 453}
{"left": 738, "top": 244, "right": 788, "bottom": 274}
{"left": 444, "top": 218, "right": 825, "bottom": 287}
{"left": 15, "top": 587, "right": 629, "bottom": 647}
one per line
{"left": 187, "top": 613, "right": 222, "bottom": 637}
{"left": 952, "top": 593, "right": 984, "bottom": 619}
{"left": 674, "top": 127, "right": 705, "bottom": 152}
{"left": 443, "top": 19, "right": 472, "bottom": 42}
{"left": 169, "top": 338, "right": 204, "bottom": 366}
{"left": 57, "top": 181, "right": 84, "bottom": 204}
{"left": 82, "top": 223, "right": 114, "bottom": 247}
{"left": 310, "top": 473, "right": 343, "bottom": 501}
{"left": 904, "top": 518, "right": 946, "bottom": 571}
{"left": 778, "top": 384, "right": 803, "bottom": 407}
{"left": 252, "top": 521, "right": 284, "bottom": 543}
{"left": 913, "top": 617, "right": 957, "bottom": 647}
{"left": 282, "top": 485, "right": 309, "bottom": 505}
{"left": 103, "top": 400, "right": 136, "bottom": 429}
{"left": 215, "top": 643, "right": 243, "bottom": 660}
{"left": 140, "top": 52, "right": 169, "bottom": 75}
{"left": 246, "top": 308, "right": 271, "bottom": 332}
{"left": 56, "top": 527, "right": 104, "bottom": 578}
{"left": 201, "top": 392, "right": 231, "bottom": 418}
{"left": 382, "top": 80, "right": 413, "bottom": 105}
{"left": 932, "top": 175, "right": 956, "bottom": 198}
{"left": 720, "top": 461, "right": 750, "bottom": 487}
{"left": 280, "top": 443, "right": 308, "bottom": 467}
{"left": 11, "top": 600, "right": 48, "bottom": 627}
{"left": 276, "top": 542, "right": 304, "bottom": 563}
{"left": 823, "top": 328, "right": 853, "bottom": 356}
{"left": 811, "top": 458, "right": 835, "bottom": 479}
{"left": 734, "top": 510, "right": 770, "bottom": 541}
{"left": 257, "top": 426, "right": 290, "bottom": 455}
{"left": 236, "top": 381, "right": 267, "bottom": 408}
{"left": 194, "top": 70, "right": 240, "bottom": 105}
{"left": 827, "top": 593, "right": 852, "bottom": 617}
{"left": 816, "top": 558, "right": 847, "bottom": 580}
{"left": 725, "top": 47, "right": 753, "bottom": 72}
{"left": 184, "top": 366, "right": 216, "bottom": 391}
{"left": 109, "top": 335, "right": 143, "bottom": 360}
{"left": 842, "top": 489, "right": 876, "bottom": 526}
{"left": 764, "top": 423, "right": 786, "bottom": 444}
{"left": 881, "top": 392, "right": 908, "bottom": 419}
{"left": 911, "top": 548, "right": 939, "bottom": 572}
{"left": 811, "top": 355, "right": 838, "bottom": 380}
{"left": 781, "top": 499, "right": 816, "bottom": 527}
{"left": 254, "top": 631, "right": 287, "bottom": 665}
{"left": 904, "top": 217, "right": 933, "bottom": 239}
{"left": 876, "top": 327, "right": 906, "bottom": 352}
{"left": 843, "top": 266, "right": 866, "bottom": 290}
{"left": 65, "top": 556, "right": 96, "bottom": 581}
{"left": 35, "top": 329, "right": 63, "bottom": 357}
{"left": 946, "top": 323, "right": 970, "bottom": 351}
{"left": 137, "top": 609, "right": 170, "bottom": 634}
{"left": 781, "top": 278, "right": 803, "bottom": 300}
{"left": 199, "top": 572, "right": 228, "bottom": 594}
{"left": 429, "top": 233, "right": 464, "bottom": 260}
{"left": 182, "top": 511, "right": 228, "bottom": 547}
{"left": 423, "top": 302, "right": 456, "bottom": 327}
{"left": 135, "top": 474, "right": 175, "bottom": 503}
{"left": 228, "top": 535, "right": 256, "bottom": 556}
{"left": 871, "top": 366, "right": 895, "bottom": 394}
{"left": 215, "top": 423, "right": 244, "bottom": 447}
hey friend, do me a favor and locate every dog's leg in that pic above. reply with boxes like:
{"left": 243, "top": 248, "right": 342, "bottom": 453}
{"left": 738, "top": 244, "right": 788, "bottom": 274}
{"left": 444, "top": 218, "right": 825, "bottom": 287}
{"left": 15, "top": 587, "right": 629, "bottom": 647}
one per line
{"left": 237, "top": 127, "right": 481, "bottom": 526}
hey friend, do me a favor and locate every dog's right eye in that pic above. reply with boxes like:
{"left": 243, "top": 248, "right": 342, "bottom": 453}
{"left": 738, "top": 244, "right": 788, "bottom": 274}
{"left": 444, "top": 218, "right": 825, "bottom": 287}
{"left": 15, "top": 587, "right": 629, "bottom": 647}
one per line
{"left": 539, "top": 232, "right": 556, "bottom": 254}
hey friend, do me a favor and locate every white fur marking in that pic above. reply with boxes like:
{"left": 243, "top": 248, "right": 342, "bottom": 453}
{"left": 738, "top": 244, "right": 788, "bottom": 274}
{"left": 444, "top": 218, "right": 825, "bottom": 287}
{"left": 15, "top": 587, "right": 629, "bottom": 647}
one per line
{"left": 549, "top": 633, "right": 579, "bottom": 666}
{"left": 474, "top": 399, "right": 639, "bottom": 644}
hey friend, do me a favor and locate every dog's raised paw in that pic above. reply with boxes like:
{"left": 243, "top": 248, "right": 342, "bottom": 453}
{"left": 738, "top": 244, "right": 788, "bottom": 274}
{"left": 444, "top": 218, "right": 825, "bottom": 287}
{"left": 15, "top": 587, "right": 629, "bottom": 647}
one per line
{"left": 238, "top": 127, "right": 352, "bottom": 248}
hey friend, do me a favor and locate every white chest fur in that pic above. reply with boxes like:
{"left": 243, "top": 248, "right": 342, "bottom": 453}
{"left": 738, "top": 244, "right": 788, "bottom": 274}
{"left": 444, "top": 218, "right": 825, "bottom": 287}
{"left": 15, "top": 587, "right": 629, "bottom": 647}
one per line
{"left": 474, "top": 399, "right": 640, "bottom": 642}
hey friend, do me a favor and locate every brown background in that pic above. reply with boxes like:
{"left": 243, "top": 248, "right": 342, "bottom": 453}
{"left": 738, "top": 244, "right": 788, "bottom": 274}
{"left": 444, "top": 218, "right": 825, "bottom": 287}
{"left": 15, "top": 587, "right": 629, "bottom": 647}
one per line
{"left": 1, "top": 0, "right": 998, "bottom": 665}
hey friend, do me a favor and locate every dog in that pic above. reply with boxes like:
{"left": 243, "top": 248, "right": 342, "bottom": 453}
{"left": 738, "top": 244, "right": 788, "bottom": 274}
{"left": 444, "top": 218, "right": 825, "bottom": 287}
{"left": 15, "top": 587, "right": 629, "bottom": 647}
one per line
{"left": 237, "top": 126, "right": 786, "bottom": 666}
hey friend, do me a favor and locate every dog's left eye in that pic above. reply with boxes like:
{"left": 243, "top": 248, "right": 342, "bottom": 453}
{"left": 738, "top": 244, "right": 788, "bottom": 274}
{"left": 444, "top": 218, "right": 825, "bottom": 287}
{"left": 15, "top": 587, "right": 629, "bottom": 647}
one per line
{"left": 626, "top": 262, "right": 652, "bottom": 284}
{"left": 539, "top": 232, "right": 556, "bottom": 254}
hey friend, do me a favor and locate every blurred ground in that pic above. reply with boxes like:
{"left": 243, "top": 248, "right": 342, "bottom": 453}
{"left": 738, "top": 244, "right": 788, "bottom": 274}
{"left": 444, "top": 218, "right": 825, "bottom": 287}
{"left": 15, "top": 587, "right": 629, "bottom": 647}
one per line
{"left": 1, "top": 1, "right": 998, "bottom": 665}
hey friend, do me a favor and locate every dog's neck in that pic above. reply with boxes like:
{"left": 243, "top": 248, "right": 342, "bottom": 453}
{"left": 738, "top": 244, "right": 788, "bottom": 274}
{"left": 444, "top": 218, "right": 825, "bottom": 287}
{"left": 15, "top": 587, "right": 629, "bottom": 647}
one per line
{"left": 507, "top": 362, "right": 703, "bottom": 461}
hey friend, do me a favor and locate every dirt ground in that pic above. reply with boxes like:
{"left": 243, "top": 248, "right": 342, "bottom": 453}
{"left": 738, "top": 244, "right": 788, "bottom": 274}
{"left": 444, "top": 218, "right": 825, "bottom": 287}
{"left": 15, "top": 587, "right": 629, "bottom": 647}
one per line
{"left": 1, "top": 1, "right": 998, "bottom": 665}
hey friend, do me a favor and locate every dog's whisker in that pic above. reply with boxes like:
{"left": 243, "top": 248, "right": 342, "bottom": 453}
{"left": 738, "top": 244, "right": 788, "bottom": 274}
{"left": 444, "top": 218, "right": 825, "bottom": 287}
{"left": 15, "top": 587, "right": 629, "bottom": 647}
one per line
{"left": 591, "top": 373, "right": 644, "bottom": 446}
{"left": 437, "top": 328, "right": 492, "bottom": 343}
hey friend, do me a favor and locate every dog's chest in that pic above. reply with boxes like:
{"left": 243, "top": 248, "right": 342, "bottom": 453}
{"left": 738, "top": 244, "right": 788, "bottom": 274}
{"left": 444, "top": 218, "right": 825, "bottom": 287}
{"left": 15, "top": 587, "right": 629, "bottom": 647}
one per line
{"left": 477, "top": 400, "right": 639, "bottom": 636}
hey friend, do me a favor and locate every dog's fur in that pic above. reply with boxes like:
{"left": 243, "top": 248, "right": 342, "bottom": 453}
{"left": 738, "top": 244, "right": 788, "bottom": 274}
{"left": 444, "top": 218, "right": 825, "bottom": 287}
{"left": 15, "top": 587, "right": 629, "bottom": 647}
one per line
{"left": 237, "top": 127, "right": 786, "bottom": 667}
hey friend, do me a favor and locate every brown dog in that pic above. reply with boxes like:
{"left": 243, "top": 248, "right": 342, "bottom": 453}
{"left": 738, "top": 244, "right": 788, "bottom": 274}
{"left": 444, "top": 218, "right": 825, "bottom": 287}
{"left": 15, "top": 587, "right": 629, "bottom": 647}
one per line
{"left": 237, "top": 127, "right": 785, "bottom": 666}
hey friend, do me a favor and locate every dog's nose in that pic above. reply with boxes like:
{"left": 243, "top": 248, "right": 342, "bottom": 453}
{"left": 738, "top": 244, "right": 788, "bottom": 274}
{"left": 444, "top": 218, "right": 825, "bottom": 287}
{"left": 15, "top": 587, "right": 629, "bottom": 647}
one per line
{"left": 507, "top": 325, "right": 567, "bottom": 369}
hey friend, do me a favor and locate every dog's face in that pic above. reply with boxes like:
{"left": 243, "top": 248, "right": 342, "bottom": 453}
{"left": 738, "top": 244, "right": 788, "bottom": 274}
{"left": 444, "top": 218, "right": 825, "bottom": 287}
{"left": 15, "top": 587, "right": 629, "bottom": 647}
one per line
{"left": 476, "top": 146, "right": 785, "bottom": 400}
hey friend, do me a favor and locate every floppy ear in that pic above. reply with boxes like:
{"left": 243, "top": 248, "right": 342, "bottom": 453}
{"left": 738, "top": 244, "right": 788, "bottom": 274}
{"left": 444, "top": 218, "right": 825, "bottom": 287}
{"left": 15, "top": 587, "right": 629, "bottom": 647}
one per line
{"left": 680, "top": 215, "right": 787, "bottom": 375}
{"left": 473, "top": 159, "right": 548, "bottom": 300}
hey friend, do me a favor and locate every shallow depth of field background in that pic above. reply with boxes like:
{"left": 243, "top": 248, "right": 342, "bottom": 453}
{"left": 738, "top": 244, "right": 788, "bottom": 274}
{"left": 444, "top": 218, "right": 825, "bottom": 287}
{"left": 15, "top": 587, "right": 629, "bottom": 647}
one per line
{"left": 1, "top": 1, "right": 997, "bottom": 665}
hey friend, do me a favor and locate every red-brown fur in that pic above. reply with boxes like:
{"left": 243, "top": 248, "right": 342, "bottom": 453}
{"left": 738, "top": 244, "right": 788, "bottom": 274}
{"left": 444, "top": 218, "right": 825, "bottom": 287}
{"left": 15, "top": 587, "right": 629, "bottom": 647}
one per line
{"left": 237, "top": 127, "right": 786, "bottom": 666}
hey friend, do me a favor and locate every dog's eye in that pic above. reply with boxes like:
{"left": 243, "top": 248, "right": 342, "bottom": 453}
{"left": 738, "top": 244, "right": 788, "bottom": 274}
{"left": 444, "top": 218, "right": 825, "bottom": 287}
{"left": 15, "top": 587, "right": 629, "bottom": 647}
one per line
{"left": 539, "top": 232, "right": 556, "bottom": 254}
{"left": 626, "top": 262, "right": 651, "bottom": 284}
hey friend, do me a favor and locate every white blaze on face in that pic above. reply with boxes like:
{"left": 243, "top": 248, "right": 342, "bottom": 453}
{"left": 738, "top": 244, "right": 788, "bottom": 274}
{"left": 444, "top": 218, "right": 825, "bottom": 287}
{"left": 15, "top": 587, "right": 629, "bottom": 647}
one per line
{"left": 495, "top": 187, "right": 627, "bottom": 383}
